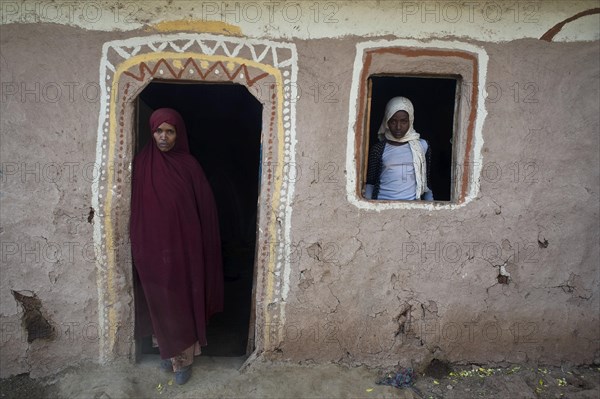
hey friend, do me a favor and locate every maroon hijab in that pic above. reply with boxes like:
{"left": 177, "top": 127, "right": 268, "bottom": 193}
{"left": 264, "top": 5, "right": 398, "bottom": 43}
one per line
{"left": 130, "top": 108, "right": 223, "bottom": 359}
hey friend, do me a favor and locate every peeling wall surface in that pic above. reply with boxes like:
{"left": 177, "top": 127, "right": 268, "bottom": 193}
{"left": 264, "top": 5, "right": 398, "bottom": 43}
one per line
{"left": 1, "top": 0, "right": 599, "bottom": 378}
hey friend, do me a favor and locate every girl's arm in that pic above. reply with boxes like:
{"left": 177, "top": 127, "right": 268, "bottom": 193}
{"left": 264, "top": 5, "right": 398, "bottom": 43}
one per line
{"left": 365, "top": 142, "right": 384, "bottom": 199}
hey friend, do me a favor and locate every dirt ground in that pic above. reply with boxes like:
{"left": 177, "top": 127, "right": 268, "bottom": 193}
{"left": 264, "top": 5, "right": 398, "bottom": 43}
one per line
{"left": 1, "top": 356, "right": 599, "bottom": 399}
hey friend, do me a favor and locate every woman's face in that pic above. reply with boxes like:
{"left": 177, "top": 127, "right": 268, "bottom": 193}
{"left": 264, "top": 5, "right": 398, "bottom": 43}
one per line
{"left": 153, "top": 122, "right": 177, "bottom": 152}
{"left": 387, "top": 110, "right": 410, "bottom": 139}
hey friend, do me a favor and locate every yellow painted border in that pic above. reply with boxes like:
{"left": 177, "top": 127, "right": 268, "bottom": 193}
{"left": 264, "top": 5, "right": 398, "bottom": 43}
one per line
{"left": 102, "top": 51, "right": 285, "bottom": 353}
{"left": 149, "top": 20, "right": 242, "bottom": 36}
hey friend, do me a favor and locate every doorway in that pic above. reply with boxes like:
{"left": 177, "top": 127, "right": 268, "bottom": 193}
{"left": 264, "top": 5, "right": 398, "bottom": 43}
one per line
{"left": 134, "top": 81, "right": 263, "bottom": 358}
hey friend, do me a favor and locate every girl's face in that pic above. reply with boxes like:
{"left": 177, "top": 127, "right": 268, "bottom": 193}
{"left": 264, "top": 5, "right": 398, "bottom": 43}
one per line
{"left": 387, "top": 110, "right": 410, "bottom": 139}
{"left": 153, "top": 122, "right": 177, "bottom": 152}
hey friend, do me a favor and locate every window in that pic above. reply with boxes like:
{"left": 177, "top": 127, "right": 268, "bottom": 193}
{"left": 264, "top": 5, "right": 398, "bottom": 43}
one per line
{"left": 347, "top": 40, "right": 487, "bottom": 208}
{"left": 365, "top": 75, "right": 458, "bottom": 201}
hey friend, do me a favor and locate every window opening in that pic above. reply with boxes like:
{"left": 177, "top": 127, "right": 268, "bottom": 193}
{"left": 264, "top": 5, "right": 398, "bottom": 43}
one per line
{"left": 364, "top": 75, "right": 458, "bottom": 202}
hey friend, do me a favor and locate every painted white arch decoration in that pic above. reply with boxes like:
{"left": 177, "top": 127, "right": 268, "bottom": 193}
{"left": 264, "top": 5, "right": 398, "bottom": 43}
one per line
{"left": 92, "top": 33, "right": 297, "bottom": 363}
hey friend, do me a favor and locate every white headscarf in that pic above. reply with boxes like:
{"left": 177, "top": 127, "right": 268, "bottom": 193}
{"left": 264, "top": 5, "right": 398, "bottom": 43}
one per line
{"left": 377, "top": 96, "right": 428, "bottom": 198}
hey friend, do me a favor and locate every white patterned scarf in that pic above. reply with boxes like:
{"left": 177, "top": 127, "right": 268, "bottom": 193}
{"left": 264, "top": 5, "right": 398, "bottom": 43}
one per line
{"left": 377, "top": 96, "right": 428, "bottom": 199}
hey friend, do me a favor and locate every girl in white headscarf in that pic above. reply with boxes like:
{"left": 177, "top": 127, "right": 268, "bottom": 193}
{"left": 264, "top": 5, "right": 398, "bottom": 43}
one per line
{"left": 364, "top": 96, "right": 433, "bottom": 201}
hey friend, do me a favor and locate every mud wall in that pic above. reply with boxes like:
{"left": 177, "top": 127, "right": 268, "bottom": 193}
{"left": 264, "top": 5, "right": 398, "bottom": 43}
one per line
{"left": 1, "top": 1, "right": 598, "bottom": 378}
{"left": 281, "top": 38, "right": 599, "bottom": 368}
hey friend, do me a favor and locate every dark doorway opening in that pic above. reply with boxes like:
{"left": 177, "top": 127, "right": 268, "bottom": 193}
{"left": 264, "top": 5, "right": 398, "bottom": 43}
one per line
{"left": 367, "top": 76, "right": 457, "bottom": 201}
{"left": 134, "top": 81, "right": 262, "bottom": 358}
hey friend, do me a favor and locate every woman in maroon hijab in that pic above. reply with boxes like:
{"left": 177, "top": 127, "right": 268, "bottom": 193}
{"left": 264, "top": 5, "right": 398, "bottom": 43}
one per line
{"left": 130, "top": 108, "right": 223, "bottom": 385}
